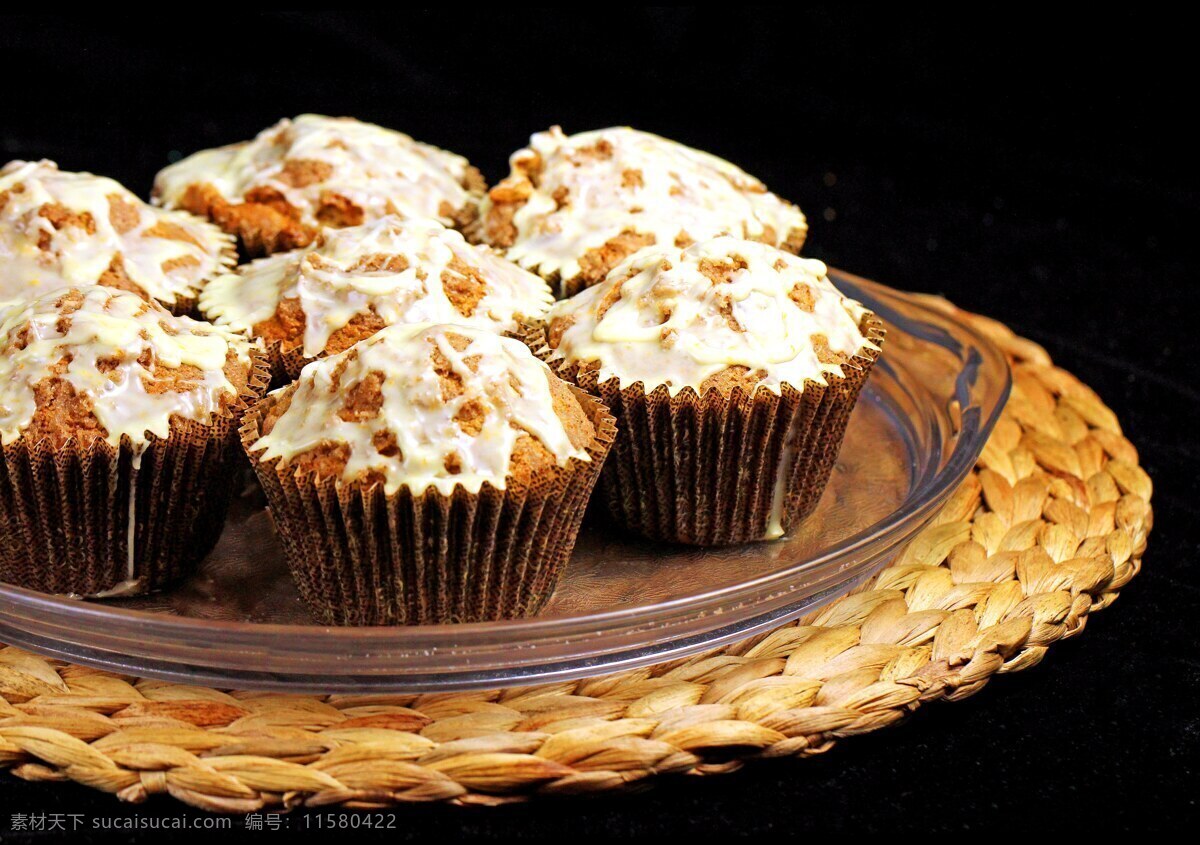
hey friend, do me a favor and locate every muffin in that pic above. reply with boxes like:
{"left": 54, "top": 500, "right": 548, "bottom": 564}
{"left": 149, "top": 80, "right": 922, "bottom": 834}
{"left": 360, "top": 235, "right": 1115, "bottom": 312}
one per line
{"left": 528, "top": 236, "right": 884, "bottom": 546}
{"left": 482, "top": 126, "right": 809, "bottom": 297}
{"left": 241, "top": 322, "right": 615, "bottom": 625}
{"left": 0, "top": 160, "right": 236, "bottom": 315}
{"left": 200, "top": 216, "right": 553, "bottom": 384}
{"left": 153, "top": 115, "right": 485, "bottom": 257}
{"left": 0, "top": 286, "right": 268, "bottom": 596}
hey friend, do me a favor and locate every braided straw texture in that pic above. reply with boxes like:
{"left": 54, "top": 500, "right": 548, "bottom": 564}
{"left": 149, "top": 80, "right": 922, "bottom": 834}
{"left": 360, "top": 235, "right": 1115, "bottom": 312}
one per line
{"left": 0, "top": 298, "right": 1153, "bottom": 811}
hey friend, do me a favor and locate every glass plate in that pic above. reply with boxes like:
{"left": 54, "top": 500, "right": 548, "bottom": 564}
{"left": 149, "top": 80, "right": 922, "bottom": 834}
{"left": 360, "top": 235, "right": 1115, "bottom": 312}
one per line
{"left": 0, "top": 271, "right": 1010, "bottom": 692}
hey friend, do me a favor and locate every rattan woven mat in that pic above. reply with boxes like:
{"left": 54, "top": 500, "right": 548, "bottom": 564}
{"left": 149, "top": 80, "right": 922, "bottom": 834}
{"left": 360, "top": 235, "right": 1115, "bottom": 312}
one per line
{"left": 0, "top": 297, "right": 1153, "bottom": 810}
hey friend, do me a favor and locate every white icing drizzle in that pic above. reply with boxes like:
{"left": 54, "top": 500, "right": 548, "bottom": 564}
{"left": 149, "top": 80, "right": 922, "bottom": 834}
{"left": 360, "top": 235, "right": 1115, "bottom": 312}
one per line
{"left": 252, "top": 323, "right": 589, "bottom": 496}
{"left": 0, "top": 285, "right": 254, "bottom": 448}
{"left": 0, "top": 160, "right": 234, "bottom": 308}
{"left": 546, "top": 237, "right": 876, "bottom": 396}
{"left": 88, "top": 574, "right": 148, "bottom": 599}
{"left": 153, "top": 115, "right": 480, "bottom": 230}
{"left": 487, "top": 126, "right": 808, "bottom": 288}
{"left": 125, "top": 463, "right": 139, "bottom": 584}
{"left": 200, "top": 216, "right": 552, "bottom": 357}
{"left": 766, "top": 439, "right": 798, "bottom": 540}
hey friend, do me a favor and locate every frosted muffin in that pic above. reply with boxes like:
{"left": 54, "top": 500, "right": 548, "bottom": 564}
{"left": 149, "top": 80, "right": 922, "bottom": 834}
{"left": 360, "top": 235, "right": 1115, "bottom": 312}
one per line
{"left": 0, "top": 160, "right": 236, "bottom": 315}
{"left": 241, "top": 322, "right": 615, "bottom": 625}
{"left": 0, "top": 286, "right": 268, "bottom": 596}
{"left": 153, "top": 115, "right": 485, "bottom": 257}
{"left": 529, "top": 236, "right": 884, "bottom": 545}
{"left": 483, "top": 126, "right": 808, "bottom": 297}
{"left": 201, "top": 216, "right": 553, "bottom": 383}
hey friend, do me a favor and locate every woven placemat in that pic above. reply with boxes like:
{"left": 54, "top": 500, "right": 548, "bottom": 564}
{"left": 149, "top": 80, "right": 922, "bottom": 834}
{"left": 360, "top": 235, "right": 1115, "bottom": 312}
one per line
{"left": 0, "top": 298, "right": 1153, "bottom": 811}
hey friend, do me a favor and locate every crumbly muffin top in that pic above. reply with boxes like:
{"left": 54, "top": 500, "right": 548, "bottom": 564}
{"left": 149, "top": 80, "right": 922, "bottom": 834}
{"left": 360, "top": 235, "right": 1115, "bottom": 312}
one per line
{"left": 0, "top": 160, "right": 235, "bottom": 308}
{"left": 201, "top": 216, "right": 553, "bottom": 359}
{"left": 153, "top": 115, "right": 483, "bottom": 235}
{"left": 253, "top": 323, "right": 593, "bottom": 495}
{"left": 545, "top": 237, "right": 875, "bottom": 396}
{"left": 483, "top": 127, "right": 808, "bottom": 294}
{"left": 0, "top": 286, "right": 255, "bottom": 448}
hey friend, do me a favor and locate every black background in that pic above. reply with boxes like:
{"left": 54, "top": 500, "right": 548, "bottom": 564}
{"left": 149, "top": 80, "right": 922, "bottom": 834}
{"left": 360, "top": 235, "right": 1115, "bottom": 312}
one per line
{"left": 1, "top": 9, "right": 1197, "bottom": 840}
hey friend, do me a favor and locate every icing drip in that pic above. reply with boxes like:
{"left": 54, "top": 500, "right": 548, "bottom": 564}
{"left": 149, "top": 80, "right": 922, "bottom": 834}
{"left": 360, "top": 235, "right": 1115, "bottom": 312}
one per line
{"left": 252, "top": 323, "right": 589, "bottom": 495}
{"left": 200, "top": 217, "right": 552, "bottom": 357}
{"left": 0, "top": 286, "right": 254, "bottom": 448}
{"left": 0, "top": 160, "right": 233, "bottom": 307}
{"left": 546, "top": 237, "right": 876, "bottom": 396}
{"left": 88, "top": 575, "right": 148, "bottom": 599}
{"left": 154, "top": 115, "right": 480, "bottom": 231}
{"left": 766, "top": 439, "right": 797, "bottom": 540}
{"left": 488, "top": 126, "right": 808, "bottom": 287}
{"left": 126, "top": 454, "right": 139, "bottom": 583}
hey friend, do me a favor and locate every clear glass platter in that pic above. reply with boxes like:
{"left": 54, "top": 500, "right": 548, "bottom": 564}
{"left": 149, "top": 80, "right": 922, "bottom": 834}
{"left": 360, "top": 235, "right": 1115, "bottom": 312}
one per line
{"left": 0, "top": 271, "right": 1010, "bottom": 692}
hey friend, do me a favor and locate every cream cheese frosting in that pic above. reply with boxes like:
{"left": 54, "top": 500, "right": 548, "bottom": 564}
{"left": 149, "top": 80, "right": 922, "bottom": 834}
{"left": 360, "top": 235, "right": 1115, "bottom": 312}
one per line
{"left": 0, "top": 160, "right": 235, "bottom": 309}
{"left": 153, "top": 115, "right": 481, "bottom": 232}
{"left": 252, "top": 323, "right": 590, "bottom": 495}
{"left": 0, "top": 285, "right": 254, "bottom": 448}
{"left": 200, "top": 216, "right": 553, "bottom": 358}
{"left": 485, "top": 127, "right": 808, "bottom": 292}
{"left": 545, "top": 237, "right": 875, "bottom": 395}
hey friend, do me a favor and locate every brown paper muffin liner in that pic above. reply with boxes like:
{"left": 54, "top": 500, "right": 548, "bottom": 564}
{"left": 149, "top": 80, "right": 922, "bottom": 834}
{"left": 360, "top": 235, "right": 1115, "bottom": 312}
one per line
{"left": 240, "top": 386, "right": 617, "bottom": 626}
{"left": 522, "top": 316, "right": 885, "bottom": 545}
{"left": 258, "top": 339, "right": 316, "bottom": 388}
{"left": 0, "top": 352, "right": 270, "bottom": 598}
